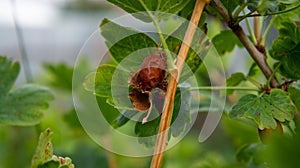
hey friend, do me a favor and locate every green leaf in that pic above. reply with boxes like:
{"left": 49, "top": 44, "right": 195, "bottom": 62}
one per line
{"left": 278, "top": 0, "right": 299, "bottom": 4}
{"left": 257, "top": 1, "right": 272, "bottom": 15}
{"left": 221, "top": 0, "right": 244, "bottom": 15}
{"left": 265, "top": 122, "right": 300, "bottom": 168}
{"left": 247, "top": 63, "right": 259, "bottom": 77}
{"left": 270, "top": 21, "right": 300, "bottom": 79}
{"left": 63, "top": 108, "right": 83, "bottom": 131}
{"left": 100, "top": 18, "right": 158, "bottom": 63}
{"left": 212, "top": 30, "right": 243, "bottom": 55}
{"left": 107, "top": 0, "right": 192, "bottom": 22}
{"left": 178, "top": 0, "right": 208, "bottom": 26}
{"left": 135, "top": 107, "right": 161, "bottom": 147}
{"left": 32, "top": 129, "right": 75, "bottom": 168}
{"left": 85, "top": 64, "right": 133, "bottom": 110}
{"left": 247, "top": 0, "right": 300, "bottom": 17}
{"left": 83, "top": 64, "right": 116, "bottom": 97}
{"left": 0, "top": 56, "right": 20, "bottom": 97}
{"left": 236, "top": 143, "right": 265, "bottom": 165}
{"left": 289, "top": 86, "right": 300, "bottom": 112}
{"left": 0, "top": 56, "right": 53, "bottom": 126}
{"left": 96, "top": 96, "right": 120, "bottom": 125}
{"left": 171, "top": 88, "right": 191, "bottom": 137}
{"left": 43, "top": 63, "right": 73, "bottom": 91}
{"left": 38, "top": 160, "right": 60, "bottom": 168}
{"left": 111, "top": 110, "right": 138, "bottom": 128}
{"left": 229, "top": 89, "right": 296, "bottom": 130}
{"left": 32, "top": 128, "right": 54, "bottom": 168}
{"left": 166, "top": 22, "right": 208, "bottom": 81}
{"left": 226, "top": 72, "right": 247, "bottom": 95}
{"left": 0, "top": 84, "right": 54, "bottom": 126}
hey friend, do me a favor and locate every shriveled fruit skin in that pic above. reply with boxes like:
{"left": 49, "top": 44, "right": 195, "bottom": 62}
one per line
{"left": 129, "top": 51, "right": 168, "bottom": 112}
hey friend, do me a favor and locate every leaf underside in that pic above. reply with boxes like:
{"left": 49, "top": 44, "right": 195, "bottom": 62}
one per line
{"left": 0, "top": 56, "right": 53, "bottom": 126}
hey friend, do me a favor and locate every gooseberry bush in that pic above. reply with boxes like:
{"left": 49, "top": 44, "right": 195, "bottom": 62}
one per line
{"left": 1, "top": 0, "right": 300, "bottom": 167}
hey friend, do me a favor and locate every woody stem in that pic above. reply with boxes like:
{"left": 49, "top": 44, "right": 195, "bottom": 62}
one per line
{"left": 150, "top": 0, "right": 208, "bottom": 167}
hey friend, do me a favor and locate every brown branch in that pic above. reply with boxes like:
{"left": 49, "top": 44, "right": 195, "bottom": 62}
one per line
{"left": 210, "top": 0, "right": 280, "bottom": 88}
{"left": 150, "top": 0, "right": 208, "bottom": 167}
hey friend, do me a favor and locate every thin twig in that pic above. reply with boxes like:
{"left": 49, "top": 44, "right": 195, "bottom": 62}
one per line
{"left": 188, "top": 86, "right": 259, "bottom": 91}
{"left": 150, "top": 0, "right": 208, "bottom": 167}
{"left": 237, "top": 2, "right": 300, "bottom": 21}
{"left": 243, "top": 10, "right": 257, "bottom": 45}
{"left": 11, "top": 0, "right": 33, "bottom": 83}
{"left": 210, "top": 0, "right": 280, "bottom": 88}
{"left": 232, "top": 2, "right": 247, "bottom": 19}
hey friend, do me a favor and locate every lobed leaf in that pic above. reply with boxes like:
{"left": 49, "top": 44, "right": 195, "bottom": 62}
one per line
{"left": 0, "top": 56, "right": 20, "bottom": 97}
{"left": 32, "top": 129, "right": 75, "bottom": 168}
{"left": 0, "top": 56, "right": 53, "bottom": 126}
{"left": 230, "top": 89, "right": 296, "bottom": 130}
{"left": 0, "top": 84, "right": 54, "bottom": 126}
{"left": 107, "top": 0, "right": 192, "bottom": 22}
{"left": 270, "top": 21, "right": 300, "bottom": 79}
{"left": 32, "top": 128, "right": 54, "bottom": 167}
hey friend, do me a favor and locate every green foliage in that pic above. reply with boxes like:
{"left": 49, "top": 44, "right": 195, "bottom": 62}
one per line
{"left": 235, "top": 143, "right": 265, "bottom": 166}
{"left": 32, "top": 128, "right": 74, "bottom": 168}
{"left": 0, "top": 56, "right": 53, "bottom": 126}
{"left": 230, "top": 89, "right": 296, "bottom": 129}
{"left": 0, "top": 56, "right": 19, "bottom": 96}
{"left": 226, "top": 73, "right": 246, "bottom": 87}
{"left": 100, "top": 18, "right": 158, "bottom": 63}
{"left": 247, "top": 0, "right": 297, "bottom": 15}
{"left": 43, "top": 63, "right": 73, "bottom": 91}
{"left": 62, "top": 108, "right": 83, "bottom": 131}
{"left": 270, "top": 21, "right": 300, "bottom": 79}
{"left": 222, "top": 117, "right": 260, "bottom": 145}
{"left": 289, "top": 83, "right": 300, "bottom": 112}
{"left": 31, "top": 129, "right": 53, "bottom": 167}
{"left": 273, "top": 3, "right": 300, "bottom": 22}
{"left": 171, "top": 88, "right": 191, "bottom": 137}
{"left": 107, "top": 0, "right": 192, "bottom": 22}
{"left": 135, "top": 108, "right": 161, "bottom": 147}
{"left": 264, "top": 120, "right": 300, "bottom": 168}
{"left": 165, "top": 21, "right": 208, "bottom": 81}
{"left": 212, "top": 30, "right": 243, "bottom": 55}
{"left": 111, "top": 110, "right": 138, "bottom": 128}
{"left": 166, "top": 22, "right": 210, "bottom": 74}
{"left": 221, "top": 0, "right": 243, "bottom": 16}
{"left": 226, "top": 72, "right": 247, "bottom": 95}
{"left": 247, "top": 63, "right": 259, "bottom": 78}
{"left": 84, "top": 64, "right": 116, "bottom": 97}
